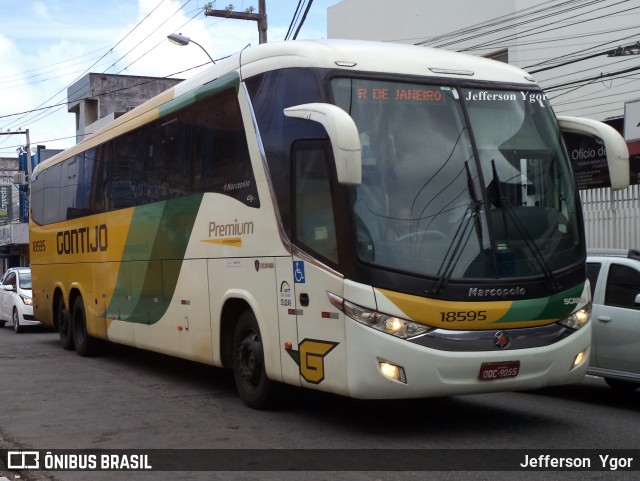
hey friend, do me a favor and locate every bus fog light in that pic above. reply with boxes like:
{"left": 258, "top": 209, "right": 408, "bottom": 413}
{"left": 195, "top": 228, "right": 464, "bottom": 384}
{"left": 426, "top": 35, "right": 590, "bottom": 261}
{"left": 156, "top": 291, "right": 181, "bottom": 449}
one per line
{"left": 379, "top": 361, "right": 407, "bottom": 383}
{"left": 571, "top": 349, "right": 587, "bottom": 370}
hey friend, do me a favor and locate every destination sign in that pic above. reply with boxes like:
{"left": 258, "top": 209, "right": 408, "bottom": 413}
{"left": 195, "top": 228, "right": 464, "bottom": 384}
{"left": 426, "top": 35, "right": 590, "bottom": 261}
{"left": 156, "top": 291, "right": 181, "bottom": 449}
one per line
{"left": 355, "top": 87, "right": 444, "bottom": 102}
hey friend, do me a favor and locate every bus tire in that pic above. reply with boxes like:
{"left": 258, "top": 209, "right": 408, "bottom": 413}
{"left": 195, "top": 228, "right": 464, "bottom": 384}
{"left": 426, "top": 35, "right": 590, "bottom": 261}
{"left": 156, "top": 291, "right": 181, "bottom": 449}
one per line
{"left": 57, "top": 297, "right": 74, "bottom": 351}
{"left": 72, "top": 296, "right": 97, "bottom": 357}
{"left": 231, "top": 310, "right": 280, "bottom": 409}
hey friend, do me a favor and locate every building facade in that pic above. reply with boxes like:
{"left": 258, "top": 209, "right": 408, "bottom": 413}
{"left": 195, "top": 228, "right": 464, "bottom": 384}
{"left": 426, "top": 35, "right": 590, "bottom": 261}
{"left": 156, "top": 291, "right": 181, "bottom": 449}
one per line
{"left": 68, "top": 73, "right": 183, "bottom": 143}
{"left": 0, "top": 147, "right": 62, "bottom": 271}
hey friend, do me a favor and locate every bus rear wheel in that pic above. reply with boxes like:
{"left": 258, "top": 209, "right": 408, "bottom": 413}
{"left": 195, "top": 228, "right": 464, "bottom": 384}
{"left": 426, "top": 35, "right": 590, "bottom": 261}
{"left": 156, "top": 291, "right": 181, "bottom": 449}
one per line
{"left": 57, "top": 297, "right": 74, "bottom": 351}
{"left": 231, "top": 310, "right": 279, "bottom": 409}
{"left": 72, "top": 296, "right": 97, "bottom": 357}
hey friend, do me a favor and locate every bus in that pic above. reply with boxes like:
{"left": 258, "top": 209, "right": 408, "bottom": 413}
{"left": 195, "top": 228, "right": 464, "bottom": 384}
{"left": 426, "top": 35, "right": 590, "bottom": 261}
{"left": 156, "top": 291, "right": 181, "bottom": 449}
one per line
{"left": 29, "top": 39, "right": 629, "bottom": 409}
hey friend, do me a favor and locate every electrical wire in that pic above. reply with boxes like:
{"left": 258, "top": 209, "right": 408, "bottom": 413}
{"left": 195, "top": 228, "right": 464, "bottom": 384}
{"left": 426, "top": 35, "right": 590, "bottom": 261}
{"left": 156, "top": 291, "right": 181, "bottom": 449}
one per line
{"left": 0, "top": 0, "right": 173, "bottom": 138}
{"left": 459, "top": 1, "right": 637, "bottom": 53}
{"left": 0, "top": 61, "right": 210, "bottom": 154}
{"left": 292, "top": 0, "right": 314, "bottom": 40}
{"left": 13, "top": 0, "right": 186, "bottom": 130}
{"left": 418, "top": 0, "right": 603, "bottom": 48}
{"left": 0, "top": 1, "right": 239, "bottom": 153}
{"left": 285, "top": 0, "right": 306, "bottom": 41}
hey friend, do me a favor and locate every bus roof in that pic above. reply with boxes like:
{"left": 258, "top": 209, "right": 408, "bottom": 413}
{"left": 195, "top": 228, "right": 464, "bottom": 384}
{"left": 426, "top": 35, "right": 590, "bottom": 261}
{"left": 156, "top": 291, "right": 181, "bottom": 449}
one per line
{"left": 34, "top": 39, "right": 537, "bottom": 175}
{"left": 176, "top": 39, "right": 535, "bottom": 97}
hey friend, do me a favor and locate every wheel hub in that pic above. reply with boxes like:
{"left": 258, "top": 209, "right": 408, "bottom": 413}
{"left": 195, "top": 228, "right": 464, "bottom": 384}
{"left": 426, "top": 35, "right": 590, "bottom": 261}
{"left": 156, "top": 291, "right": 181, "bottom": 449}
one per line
{"left": 237, "top": 332, "right": 263, "bottom": 386}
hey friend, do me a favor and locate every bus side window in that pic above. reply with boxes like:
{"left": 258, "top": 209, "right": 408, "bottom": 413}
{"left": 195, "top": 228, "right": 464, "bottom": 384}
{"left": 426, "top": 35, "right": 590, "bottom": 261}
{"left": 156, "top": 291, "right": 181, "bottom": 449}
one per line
{"left": 62, "top": 154, "right": 94, "bottom": 220}
{"left": 30, "top": 171, "right": 45, "bottom": 225}
{"left": 148, "top": 114, "right": 192, "bottom": 201}
{"left": 293, "top": 142, "right": 338, "bottom": 264}
{"left": 191, "top": 88, "right": 257, "bottom": 207}
{"left": 43, "top": 162, "right": 63, "bottom": 225}
{"left": 109, "top": 128, "right": 147, "bottom": 210}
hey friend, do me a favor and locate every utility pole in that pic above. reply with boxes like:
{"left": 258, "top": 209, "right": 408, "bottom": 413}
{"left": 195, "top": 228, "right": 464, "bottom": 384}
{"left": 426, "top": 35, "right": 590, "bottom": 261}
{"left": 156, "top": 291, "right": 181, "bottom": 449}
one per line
{"left": 204, "top": 1, "right": 267, "bottom": 44}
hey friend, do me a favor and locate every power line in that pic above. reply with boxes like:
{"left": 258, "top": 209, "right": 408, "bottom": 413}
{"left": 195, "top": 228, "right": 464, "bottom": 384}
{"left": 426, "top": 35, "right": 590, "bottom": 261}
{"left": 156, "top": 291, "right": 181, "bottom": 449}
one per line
{"left": 422, "top": 0, "right": 605, "bottom": 49}
{"left": 19, "top": 0, "right": 185, "bottom": 129}
{"left": 292, "top": 0, "right": 314, "bottom": 40}
{"left": 522, "top": 27, "right": 640, "bottom": 69}
{"left": 114, "top": 6, "right": 203, "bottom": 75}
{"left": 544, "top": 64, "right": 640, "bottom": 95}
{"left": 527, "top": 42, "right": 639, "bottom": 74}
{"left": 0, "top": 45, "right": 112, "bottom": 84}
{"left": 0, "top": 61, "right": 210, "bottom": 155}
{"left": 0, "top": 0, "right": 174, "bottom": 138}
{"left": 285, "top": 0, "right": 306, "bottom": 41}
{"left": 459, "top": 1, "right": 637, "bottom": 53}
{"left": 0, "top": 1, "right": 246, "bottom": 152}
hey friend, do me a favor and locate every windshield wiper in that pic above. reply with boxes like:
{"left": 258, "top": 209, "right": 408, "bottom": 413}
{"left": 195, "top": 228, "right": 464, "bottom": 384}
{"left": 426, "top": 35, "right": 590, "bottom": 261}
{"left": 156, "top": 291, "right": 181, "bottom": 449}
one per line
{"left": 427, "top": 161, "right": 483, "bottom": 295}
{"left": 465, "top": 160, "right": 484, "bottom": 249}
{"left": 490, "top": 160, "right": 560, "bottom": 292}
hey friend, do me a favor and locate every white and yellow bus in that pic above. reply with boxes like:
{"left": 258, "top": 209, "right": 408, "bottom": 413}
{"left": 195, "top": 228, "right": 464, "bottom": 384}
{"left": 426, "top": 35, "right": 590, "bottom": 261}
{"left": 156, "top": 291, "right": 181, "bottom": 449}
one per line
{"left": 30, "top": 40, "right": 629, "bottom": 408}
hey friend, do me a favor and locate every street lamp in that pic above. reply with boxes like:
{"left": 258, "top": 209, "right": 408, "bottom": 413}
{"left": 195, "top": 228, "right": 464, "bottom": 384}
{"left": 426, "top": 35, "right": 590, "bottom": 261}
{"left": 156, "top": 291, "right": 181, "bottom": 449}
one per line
{"left": 167, "top": 33, "right": 215, "bottom": 64}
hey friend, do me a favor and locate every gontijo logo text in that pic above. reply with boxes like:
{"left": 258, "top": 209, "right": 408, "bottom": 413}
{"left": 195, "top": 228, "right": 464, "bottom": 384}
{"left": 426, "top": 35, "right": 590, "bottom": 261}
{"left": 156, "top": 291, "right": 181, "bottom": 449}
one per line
{"left": 57, "top": 224, "right": 108, "bottom": 255}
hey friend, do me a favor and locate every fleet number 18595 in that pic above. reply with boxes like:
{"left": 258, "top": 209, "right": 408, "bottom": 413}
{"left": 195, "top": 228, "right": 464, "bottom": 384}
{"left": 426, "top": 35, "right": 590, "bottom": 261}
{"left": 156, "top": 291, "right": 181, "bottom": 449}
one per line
{"left": 32, "top": 240, "right": 46, "bottom": 252}
{"left": 440, "top": 310, "right": 487, "bottom": 322}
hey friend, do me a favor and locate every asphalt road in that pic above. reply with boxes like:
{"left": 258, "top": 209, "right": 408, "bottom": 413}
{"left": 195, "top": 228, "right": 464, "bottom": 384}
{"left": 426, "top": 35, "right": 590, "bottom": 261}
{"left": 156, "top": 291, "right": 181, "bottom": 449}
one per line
{"left": 0, "top": 324, "right": 638, "bottom": 481}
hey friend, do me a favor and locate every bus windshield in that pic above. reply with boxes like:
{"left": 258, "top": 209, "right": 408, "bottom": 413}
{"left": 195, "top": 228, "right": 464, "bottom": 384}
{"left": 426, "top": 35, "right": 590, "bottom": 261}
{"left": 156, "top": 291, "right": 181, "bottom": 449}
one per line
{"left": 331, "top": 78, "right": 582, "bottom": 282}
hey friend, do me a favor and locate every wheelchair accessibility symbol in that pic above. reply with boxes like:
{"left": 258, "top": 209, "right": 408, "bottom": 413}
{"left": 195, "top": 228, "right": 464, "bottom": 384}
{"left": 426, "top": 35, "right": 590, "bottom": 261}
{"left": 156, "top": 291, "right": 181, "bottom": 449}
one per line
{"left": 293, "top": 261, "right": 305, "bottom": 283}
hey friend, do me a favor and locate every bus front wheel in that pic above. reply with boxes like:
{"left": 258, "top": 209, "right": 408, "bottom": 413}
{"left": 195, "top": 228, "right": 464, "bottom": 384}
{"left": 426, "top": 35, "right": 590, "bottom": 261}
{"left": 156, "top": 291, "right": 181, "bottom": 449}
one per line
{"left": 231, "top": 310, "right": 279, "bottom": 409}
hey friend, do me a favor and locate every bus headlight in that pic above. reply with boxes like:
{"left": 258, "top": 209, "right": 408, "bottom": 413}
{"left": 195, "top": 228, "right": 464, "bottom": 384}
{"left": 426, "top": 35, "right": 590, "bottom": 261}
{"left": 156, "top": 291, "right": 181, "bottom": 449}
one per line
{"left": 559, "top": 303, "right": 591, "bottom": 330}
{"left": 340, "top": 298, "right": 431, "bottom": 339}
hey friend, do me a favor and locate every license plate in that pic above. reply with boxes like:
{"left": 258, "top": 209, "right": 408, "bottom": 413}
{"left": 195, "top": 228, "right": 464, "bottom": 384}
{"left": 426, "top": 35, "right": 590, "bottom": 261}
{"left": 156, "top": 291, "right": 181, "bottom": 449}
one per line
{"left": 479, "top": 361, "right": 520, "bottom": 381}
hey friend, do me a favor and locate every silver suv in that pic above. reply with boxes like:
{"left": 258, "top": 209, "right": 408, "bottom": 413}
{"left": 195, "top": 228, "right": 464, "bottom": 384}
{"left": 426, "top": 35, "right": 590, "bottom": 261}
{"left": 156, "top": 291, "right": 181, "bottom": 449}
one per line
{"left": 586, "top": 249, "right": 640, "bottom": 391}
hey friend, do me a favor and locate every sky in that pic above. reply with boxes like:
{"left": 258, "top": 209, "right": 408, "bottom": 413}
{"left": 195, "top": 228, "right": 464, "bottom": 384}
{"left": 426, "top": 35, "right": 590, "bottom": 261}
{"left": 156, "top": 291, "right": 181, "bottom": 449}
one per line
{"left": 0, "top": 0, "right": 341, "bottom": 156}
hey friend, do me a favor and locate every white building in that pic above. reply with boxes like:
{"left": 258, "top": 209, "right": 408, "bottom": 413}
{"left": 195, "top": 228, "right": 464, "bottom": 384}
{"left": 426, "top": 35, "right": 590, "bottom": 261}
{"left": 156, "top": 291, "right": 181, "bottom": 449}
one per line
{"left": 328, "top": 0, "right": 640, "bottom": 248}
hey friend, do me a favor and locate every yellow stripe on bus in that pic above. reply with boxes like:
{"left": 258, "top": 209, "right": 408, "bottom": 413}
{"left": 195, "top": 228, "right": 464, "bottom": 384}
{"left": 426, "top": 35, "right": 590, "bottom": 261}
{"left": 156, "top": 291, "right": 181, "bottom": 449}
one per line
{"left": 377, "top": 288, "right": 512, "bottom": 329}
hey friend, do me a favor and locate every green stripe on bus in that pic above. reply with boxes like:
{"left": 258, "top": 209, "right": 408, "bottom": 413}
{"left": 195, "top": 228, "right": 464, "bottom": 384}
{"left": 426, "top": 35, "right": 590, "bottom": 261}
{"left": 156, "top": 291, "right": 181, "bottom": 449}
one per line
{"left": 159, "top": 71, "right": 241, "bottom": 116}
{"left": 108, "top": 194, "right": 204, "bottom": 325}
{"left": 495, "top": 283, "right": 586, "bottom": 324}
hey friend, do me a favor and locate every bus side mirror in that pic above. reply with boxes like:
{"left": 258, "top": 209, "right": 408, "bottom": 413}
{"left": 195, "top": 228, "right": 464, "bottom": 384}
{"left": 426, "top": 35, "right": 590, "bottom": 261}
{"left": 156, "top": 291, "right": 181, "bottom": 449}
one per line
{"left": 558, "top": 116, "right": 629, "bottom": 191}
{"left": 284, "top": 103, "right": 362, "bottom": 186}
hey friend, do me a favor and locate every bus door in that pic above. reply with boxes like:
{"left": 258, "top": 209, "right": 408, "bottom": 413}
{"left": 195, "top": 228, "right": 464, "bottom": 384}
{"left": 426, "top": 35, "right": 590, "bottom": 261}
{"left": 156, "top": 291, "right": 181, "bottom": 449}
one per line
{"left": 275, "top": 257, "right": 300, "bottom": 385}
{"left": 289, "top": 141, "right": 348, "bottom": 392}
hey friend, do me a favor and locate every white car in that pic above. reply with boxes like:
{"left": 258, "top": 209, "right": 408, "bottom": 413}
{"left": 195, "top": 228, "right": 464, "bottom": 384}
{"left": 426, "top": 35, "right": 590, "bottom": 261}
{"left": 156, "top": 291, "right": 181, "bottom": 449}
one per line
{"left": 586, "top": 249, "right": 640, "bottom": 391}
{"left": 0, "top": 267, "right": 37, "bottom": 333}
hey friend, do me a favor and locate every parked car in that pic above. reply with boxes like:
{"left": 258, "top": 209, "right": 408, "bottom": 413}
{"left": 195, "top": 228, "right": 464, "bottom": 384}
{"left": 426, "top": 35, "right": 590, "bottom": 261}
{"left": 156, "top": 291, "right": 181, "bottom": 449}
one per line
{"left": 0, "top": 267, "right": 37, "bottom": 333}
{"left": 586, "top": 249, "right": 640, "bottom": 391}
